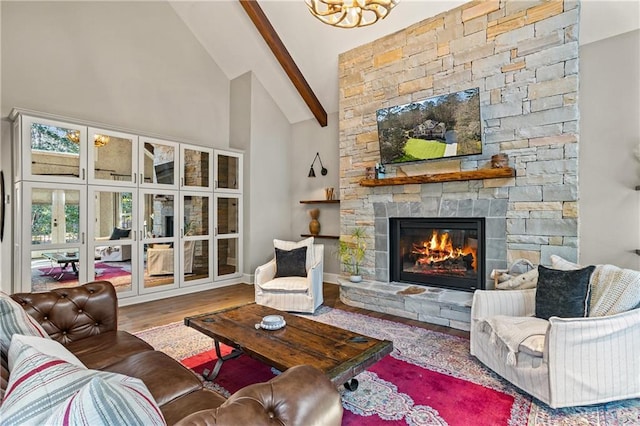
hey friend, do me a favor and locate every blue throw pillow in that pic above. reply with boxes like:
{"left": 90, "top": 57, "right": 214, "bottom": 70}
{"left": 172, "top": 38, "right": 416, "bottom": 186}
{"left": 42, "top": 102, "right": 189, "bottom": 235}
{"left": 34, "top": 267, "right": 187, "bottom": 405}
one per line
{"left": 274, "top": 246, "right": 307, "bottom": 278}
{"left": 535, "top": 265, "right": 595, "bottom": 320}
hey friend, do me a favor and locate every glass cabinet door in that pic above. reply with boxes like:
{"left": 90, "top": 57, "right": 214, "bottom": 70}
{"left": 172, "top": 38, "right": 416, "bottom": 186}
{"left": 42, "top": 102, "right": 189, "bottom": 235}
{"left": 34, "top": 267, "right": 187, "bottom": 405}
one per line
{"left": 139, "top": 137, "right": 179, "bottom": 189}
{"left": 140, "top": 190, "right": 179, "bottom": 293}
{"left": 87, "top": 187, "right": 136, "bottom": 296}
{"left": 214, "top": 150, "right": 242, "bottom": 192}
{"left": 20, "top": 116, "right": 87, "bottom": 184}
{"left": 181, "top": 193, "right": 211, "bottom": 284}
{"left": 214, "top": 194, "right": 241, "bottom": 279}
{"left": 216, "top": 237, "right": 239, "bottom": 278}
{"left": 180, "top": 145, "right": 212, "bottom": 190}
{"left": 88, "top": 128, "right": 138, "bottom": 186}
{"left": 181, "top": 192, "right": 212, "bottom": 285}
{"left": 21, "top": 183, "right": 86, "bottom": 293}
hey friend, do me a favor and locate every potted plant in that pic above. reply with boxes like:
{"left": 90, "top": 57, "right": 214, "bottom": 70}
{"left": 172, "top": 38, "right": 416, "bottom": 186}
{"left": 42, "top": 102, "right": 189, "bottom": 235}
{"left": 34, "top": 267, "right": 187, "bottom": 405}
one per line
{"left": 338, "top": 227, "right": 367, "bottom": 283}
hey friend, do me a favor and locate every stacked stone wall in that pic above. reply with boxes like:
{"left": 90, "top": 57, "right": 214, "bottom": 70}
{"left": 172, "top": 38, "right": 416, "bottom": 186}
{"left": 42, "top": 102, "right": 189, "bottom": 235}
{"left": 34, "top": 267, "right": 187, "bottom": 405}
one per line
{"left": 339, "top": 0, "right": 580, "bottom": 283}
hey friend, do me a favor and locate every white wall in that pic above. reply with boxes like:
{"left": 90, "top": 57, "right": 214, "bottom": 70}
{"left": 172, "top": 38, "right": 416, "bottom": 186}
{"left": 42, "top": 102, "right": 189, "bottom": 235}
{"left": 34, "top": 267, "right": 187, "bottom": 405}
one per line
{"left": 0, "top": 3, "right": 7, "bottom": 294}
{"left": 1, "top": 1, "right": 229, "bottom": 145}
{"left": 0, "top": 1, "right": 231, "bottom": 292}
{"left": 230, "top": 73, "right": 252, "bottom": 279}
{"left": 231, "top": 72, "right": 292, "bottom": 275}
{"left": 291, "top": 113, "right": 340, "bottom": 279}
{"left": 232, "top": 77, "right": 341, "bottom": 279}
{"left": 579, "top": 29, "right": 640, "bottom": 269}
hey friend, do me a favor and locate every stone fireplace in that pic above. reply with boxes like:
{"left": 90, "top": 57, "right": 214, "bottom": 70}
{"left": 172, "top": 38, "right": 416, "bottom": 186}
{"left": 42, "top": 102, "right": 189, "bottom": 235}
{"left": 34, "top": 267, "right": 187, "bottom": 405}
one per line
{"left": 337, "top": 1, "right": 580, "bottom": 331}
{"left": 340, "top": 197, "right": 506, "bottom": 331}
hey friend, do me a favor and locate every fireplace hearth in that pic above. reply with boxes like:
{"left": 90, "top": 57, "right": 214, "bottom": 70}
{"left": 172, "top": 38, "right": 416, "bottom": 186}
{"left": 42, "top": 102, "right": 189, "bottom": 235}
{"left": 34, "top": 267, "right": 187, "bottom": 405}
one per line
{"left": 389, "top": 217, "right": 485, "bottom": 292}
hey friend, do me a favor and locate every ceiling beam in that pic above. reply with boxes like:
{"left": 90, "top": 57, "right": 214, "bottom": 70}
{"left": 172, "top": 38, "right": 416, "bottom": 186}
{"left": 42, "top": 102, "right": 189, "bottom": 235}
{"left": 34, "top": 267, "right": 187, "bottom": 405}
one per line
{"left": 239, "top": 0, "right": 328, "bottom": 127}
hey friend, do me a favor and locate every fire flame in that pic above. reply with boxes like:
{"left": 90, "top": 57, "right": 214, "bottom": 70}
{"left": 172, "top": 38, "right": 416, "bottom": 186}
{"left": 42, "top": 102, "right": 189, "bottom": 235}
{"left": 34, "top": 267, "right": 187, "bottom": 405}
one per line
{"left": 411, "top": 230, "right": 477, "bottom": 270}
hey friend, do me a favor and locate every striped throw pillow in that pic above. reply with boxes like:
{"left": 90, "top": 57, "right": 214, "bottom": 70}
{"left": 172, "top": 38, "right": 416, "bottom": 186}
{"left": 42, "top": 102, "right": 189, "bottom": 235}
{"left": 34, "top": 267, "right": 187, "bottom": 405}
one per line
{"left": 0, "top": 292, "right": 49, "bottom": 360}
{"left": 0, "top": 344, "right": 164, "bottom": 425}
{"left": 47, "top": 376, "right": 165, "bottom": 425}
{"left": 8, "top": 334, "right": 85, "bottom": 371}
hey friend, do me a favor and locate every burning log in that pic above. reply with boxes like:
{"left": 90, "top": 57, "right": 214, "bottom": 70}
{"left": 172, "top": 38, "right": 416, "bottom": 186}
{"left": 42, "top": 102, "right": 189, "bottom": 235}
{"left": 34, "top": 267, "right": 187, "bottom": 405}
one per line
{"left": 419, "top": 253, "right": 474, "bottom": 272}
{"left": 408, "top": 230, "right": 477, "bottom": 274}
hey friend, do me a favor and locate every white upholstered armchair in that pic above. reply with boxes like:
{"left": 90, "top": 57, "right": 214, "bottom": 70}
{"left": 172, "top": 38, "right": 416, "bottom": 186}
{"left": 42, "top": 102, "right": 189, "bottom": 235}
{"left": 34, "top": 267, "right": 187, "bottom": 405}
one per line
{"left": 471, "top": 264, "right": 640, "bottom": 408}
{"left": 255, "top": 239, "right": 324, "bottom": 314}
{"left": 147, "top": 240, "right": 196, "bottom": 276}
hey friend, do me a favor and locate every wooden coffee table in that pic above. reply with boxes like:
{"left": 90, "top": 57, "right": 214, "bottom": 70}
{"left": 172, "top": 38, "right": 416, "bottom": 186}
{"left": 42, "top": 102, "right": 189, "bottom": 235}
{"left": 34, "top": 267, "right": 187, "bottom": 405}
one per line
{"left": 184, "top": 303, "right": 393, "bottom": 390}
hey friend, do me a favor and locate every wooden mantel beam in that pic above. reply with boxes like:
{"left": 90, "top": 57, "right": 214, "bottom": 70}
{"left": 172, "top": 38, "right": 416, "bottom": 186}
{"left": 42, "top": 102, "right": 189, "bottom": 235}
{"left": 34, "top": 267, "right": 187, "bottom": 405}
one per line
{"left": 239, "top": 0, "right": 328, "bottom": 127}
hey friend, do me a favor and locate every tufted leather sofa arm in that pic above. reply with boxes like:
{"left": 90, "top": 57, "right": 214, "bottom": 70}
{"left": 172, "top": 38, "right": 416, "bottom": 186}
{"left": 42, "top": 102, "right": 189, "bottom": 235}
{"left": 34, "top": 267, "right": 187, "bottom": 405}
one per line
{"left": 11, "top": 281, "right": 118, "bottom": 345}
{"left": 174, "top": 365, "right": 344, "bottom": 426}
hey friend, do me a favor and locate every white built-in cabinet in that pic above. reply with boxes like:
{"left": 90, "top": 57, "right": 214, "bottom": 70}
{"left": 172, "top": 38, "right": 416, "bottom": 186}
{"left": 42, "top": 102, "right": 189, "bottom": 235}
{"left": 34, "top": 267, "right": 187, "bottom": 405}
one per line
{"left": 213, "top": 151, "right": 243, "bottom": 281}
{"left": 10, "top": 109, "right": 243, "bottom": 301}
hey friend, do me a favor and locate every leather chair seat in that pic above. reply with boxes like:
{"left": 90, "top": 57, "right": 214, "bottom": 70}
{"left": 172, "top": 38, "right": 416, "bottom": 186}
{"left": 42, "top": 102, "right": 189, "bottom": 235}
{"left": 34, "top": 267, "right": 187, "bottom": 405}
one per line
{"left": 160, "top": 389, "right": 227, "bottom": 425}
{"left": 65, "top": 330, "right": 153, "bottom": 369}
{"left": 102, "top": 350, "right": 204, "bottom": 406}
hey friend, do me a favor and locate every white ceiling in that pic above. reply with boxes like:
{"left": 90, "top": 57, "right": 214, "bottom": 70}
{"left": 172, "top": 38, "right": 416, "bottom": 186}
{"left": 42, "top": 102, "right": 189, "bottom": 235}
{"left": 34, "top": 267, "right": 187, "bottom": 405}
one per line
{"left": 169, "top": 0, "right": 640, "bottom": 125}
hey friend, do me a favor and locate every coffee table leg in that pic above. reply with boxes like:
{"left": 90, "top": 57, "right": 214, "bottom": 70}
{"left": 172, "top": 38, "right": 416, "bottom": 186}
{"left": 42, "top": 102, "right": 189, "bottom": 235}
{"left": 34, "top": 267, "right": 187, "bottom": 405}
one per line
{"left": 202, "top": 340, "right": 242, "bottom": 381}
{"left": 344, "top": 378, "right": 359, "bottom": 391}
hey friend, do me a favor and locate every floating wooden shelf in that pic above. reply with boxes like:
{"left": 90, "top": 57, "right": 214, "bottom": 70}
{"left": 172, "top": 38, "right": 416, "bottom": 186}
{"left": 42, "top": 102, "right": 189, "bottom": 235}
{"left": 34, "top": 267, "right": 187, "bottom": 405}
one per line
{"left": 299, "top": 200, "right": 340, "bottom": 204}
{"left": 359, "top": 167, "right": 515, "bottom": 187}
{"left": 301, "top": 234, "right": 340, "bottom": 239}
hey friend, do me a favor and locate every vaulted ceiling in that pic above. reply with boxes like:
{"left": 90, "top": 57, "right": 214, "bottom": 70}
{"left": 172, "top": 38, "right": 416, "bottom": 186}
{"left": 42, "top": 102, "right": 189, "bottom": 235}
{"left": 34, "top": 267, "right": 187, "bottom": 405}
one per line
{"left": 169, "top": 0, "right": 640, "bottom": 126}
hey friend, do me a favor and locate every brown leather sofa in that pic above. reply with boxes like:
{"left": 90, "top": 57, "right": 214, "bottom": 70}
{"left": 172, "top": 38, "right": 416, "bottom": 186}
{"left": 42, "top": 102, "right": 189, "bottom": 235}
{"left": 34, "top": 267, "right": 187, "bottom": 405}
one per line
{"left": 3, "top": 281, "right": 343, "bottom": 425}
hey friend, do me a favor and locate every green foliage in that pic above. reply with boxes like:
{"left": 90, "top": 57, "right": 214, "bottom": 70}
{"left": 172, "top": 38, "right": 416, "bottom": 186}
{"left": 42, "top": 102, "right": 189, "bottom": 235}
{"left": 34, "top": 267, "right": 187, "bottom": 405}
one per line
{"left": 31, "top": 202, "right": 80, "bottom": 242}
{"left": 31, "top": 123, "right": 79, "bottom": 154}
{"left": 120, "top": 192, "right": 133, "bottom": 219}
{"left": 338, "top": 227, "right": 367, "bottom": 276}
{"left": 31, "top": 204, "right": 52, "bottom": 239}
{"left": 64, "top": 204, "right": 80, "bottom": 239}
{"left": 184, "top": 219, "right": 196, "bottom": 236}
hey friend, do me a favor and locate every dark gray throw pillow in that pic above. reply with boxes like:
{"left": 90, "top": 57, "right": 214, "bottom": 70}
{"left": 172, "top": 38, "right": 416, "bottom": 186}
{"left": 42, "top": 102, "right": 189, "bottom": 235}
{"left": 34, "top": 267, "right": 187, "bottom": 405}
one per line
{"left": 274, "top": 246, "right": 307, "bottom": 278}
{"left": 109, "top": 227, "right": 130, "bottom": 240}
{"left": 535, "top": 265, "right": 596, "bottom": 320}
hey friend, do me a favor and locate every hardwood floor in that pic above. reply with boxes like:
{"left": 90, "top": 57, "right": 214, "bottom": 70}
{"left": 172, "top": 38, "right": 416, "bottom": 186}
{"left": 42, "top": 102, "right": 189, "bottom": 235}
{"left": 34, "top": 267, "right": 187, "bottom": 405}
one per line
{"left": 118, "top": 283, "right": 470, "bottom": 339}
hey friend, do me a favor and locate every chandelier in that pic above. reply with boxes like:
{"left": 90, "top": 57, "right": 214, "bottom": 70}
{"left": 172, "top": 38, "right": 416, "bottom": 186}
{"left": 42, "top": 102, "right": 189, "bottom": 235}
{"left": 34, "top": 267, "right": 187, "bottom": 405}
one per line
{"left": 305, "top": 0, "right": 399, "bottom": 28}
{"left": 93, "top": 134, "right": 110, "bottom": 147}
{"left": 67, "top": 131, "right": 110, "bottom": 147}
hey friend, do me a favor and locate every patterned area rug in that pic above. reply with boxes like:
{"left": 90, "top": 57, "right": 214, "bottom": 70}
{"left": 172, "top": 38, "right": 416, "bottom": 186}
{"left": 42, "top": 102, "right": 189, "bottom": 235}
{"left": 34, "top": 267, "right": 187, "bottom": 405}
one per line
{"left": 32, "top": 261, "right": 132, "bottom": 291}
{"left": 135, "top": 307, "right": 640, "bottom": 425}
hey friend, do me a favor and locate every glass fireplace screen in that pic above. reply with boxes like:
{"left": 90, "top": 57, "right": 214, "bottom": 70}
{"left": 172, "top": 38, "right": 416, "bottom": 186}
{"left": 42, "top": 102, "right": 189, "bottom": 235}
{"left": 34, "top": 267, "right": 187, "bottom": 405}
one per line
{"left": 389, "top": 218, "right": 485, "bottom": 291}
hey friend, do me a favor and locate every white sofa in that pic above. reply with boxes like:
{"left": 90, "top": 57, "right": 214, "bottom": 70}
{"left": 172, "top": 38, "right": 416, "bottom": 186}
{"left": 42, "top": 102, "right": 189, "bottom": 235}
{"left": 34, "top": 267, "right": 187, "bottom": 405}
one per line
{"left": 471, "top": 261, "right": 640, "bottom": 408}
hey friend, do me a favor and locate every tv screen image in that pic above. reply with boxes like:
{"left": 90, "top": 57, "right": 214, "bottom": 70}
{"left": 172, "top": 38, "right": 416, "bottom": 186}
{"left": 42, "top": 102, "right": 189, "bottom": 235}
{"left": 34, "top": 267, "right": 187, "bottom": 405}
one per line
{"left": 376, "top": 88, "right": 482, "bottom": 165}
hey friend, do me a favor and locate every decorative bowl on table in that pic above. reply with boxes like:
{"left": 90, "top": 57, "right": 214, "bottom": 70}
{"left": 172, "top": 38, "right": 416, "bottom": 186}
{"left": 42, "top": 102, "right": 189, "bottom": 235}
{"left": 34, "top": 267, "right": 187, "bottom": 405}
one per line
{"left": 260, "top": 315, "right": 286, "bottom": 330}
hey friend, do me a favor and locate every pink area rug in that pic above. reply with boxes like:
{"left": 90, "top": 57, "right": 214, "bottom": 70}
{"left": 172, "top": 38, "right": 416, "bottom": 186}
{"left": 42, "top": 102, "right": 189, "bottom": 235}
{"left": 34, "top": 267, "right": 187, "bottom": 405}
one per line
{"left": 37, "top": 261, "right": 129, "bottom": 283}
{"left": 135, "top": 307, "right": 640, "bottom": 425}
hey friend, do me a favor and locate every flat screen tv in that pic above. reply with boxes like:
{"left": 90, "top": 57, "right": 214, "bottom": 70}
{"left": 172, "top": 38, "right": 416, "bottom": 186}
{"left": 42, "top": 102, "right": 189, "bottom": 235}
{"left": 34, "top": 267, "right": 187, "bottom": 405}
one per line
{"left": 376, "top": 88, "right": 482, "bottom": 165}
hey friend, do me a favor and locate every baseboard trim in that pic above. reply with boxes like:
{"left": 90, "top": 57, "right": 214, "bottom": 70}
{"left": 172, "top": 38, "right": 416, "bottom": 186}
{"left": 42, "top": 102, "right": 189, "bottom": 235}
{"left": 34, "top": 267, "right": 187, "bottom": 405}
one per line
{"left": 323, "top": 273, "right": 339, "bottom": 284}
{"left": 118, "top": 278, "right": 244, "bottom": 307}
